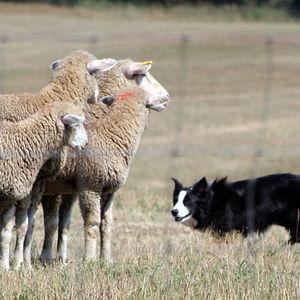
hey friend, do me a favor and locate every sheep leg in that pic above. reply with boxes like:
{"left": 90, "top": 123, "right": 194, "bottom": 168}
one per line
{"left": 24, "top": 180, "right": 44, "bottom": 266}
{"left": 0, "top": 205, "right": 15, "bottom": 270}
{"left": 39, "top": 195, "right": 61, "bottom": 263}
{"left": 13, "top": 199, "right": 30, "bottom": 268}
{"left": 100, "top": 193, "right": 114, "bottom": 262}
{"left": 23, "top": 203, "right": 37, "bottom": 267}
{"left": 79, "top": 191, "right": 101, "bottom": 260}
{"left": 57, "top": 193, "right": 77, "bottom": 263}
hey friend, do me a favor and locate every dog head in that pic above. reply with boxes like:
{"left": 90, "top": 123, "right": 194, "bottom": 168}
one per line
{"left": 171, "top": 177, "right": 211, "bottom": 229}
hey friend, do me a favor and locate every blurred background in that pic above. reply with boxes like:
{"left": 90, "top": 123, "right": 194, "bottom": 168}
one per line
{"left": 1, "top": 1, "right": 300, "bottom": 297}
{"left": 1, "top": 0, "right": 300, "bottom": 218}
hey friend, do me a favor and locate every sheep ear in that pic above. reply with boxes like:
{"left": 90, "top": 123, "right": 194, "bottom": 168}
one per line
{"left": 100, "top": 95, "right": 114, "bottom": 106}
{"left": 50, "top": 59, "right": 63, "bottom": 71}
{"left": 62, "top": 114, "right": 85, "bottom": 126}
{"left": 192, "top": 177, "right": 208, "bottom": 194}
{"left": 86, "top": 58, "right": 117, "bottom": 74}
{"left": 123, "top": 61, "right": 152, "bottom": 79}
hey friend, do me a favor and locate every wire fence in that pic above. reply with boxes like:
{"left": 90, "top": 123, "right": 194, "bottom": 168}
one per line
{"left": 2, "top": 28, "right": 300, "bottom": 255}
{"left": 0, "top": 31, "right": 299, "bottom": 182}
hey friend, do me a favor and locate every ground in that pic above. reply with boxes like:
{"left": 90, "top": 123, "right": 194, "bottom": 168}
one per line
{"left": 0, "top": 2, "right": 300, "bottom": 298}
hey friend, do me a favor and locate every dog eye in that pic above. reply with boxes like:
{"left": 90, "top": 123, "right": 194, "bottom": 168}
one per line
{"left": 183, "top": 197, "right": 191, "bottom": 205}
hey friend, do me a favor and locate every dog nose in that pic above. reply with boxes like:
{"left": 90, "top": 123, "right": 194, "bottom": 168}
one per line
{"left": 171, "top": 209, "right": 178, "bottom": 217}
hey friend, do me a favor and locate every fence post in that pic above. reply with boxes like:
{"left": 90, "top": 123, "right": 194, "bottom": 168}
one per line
{"left": 0, "top": 35, "right": 8, "bottom": 94}
{"left": 170, "top": 34, "right": 190, "bottom": 159}
{"left": 251, "top": 35, "right": 274, "bottom": 176}
{"left": 246, "top": 36, "right": 275, "bottom": 254}
{"left": 88, "top": 34, "right": 98, "bottom": 54}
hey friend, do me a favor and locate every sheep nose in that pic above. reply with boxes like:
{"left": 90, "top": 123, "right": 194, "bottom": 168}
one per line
{"left": 171, "top": 209, "right": 178, "bottom": 217}
{"left": 161, "top": 93, "right": 170, "bottom": 102}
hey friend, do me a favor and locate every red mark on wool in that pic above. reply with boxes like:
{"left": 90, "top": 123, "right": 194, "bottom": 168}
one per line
{"left": 117, "top": 91, "right": 135, "bottom": 101}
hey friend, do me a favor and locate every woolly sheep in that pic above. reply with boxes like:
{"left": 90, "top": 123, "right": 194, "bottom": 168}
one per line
{"left": 0, "top": 51, "right": 117, "bottom": 266}
{"left": 0, "top": 101, "right": 88, "bottom": 269}
{"left": 0, "top": 50, "right": 110, "bottom": 122}
{"left": 23, "top": 57, "right": 128, "bottom": 263}
{"left": 31, "top": 59, "right": 170, "bottom": 264}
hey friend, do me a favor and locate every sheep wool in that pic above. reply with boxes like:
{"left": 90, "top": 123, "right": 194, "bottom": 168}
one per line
{"left": 38, "top": 87, "right": 151, "bottom": 263}
{"left": 0, "top": 101, "right": 86, "bottom": 270}
{"left": 93, "top": 59, "right": 137, "bottom": 98}
{"left": 0, "top": 50, "right": 97, "bottom": 122}
{"left": 28, "top": 58, "right": 169, "bottom": 264}
{"left": 0, "top": 101, "right": 85, "bottom": 201}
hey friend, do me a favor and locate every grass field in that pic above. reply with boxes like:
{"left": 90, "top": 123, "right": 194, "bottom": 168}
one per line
{"left": 1, "top": 2, "right": 300, "bottom": 298}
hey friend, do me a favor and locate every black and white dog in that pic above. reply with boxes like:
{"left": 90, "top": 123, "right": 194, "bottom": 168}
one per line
{"left": 171, "top": 173, "right": 300, "bottom": 243}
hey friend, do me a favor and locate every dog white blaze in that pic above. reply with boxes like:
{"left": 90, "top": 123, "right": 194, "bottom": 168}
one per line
{"left": 174, "top": 191, "right": 190, "bottom": 219}
{"left": 173, "top": 190, "right": 198, "bottom": 228}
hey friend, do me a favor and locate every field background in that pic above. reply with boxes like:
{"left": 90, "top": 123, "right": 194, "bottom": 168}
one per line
{"left": 1, "top": 2, "right": 300, "bottom": 298}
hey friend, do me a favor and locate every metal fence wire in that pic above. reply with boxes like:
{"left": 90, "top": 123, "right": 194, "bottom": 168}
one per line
{"left": 0, "top": 33, "right": 282, "bottom": 167}
{"left": 0, "top": 32, "right": 298, "bottom": 242}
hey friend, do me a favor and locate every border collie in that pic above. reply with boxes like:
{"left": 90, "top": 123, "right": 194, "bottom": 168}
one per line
{"left": 171, "top": 173, "right": 300, "bottom": 243}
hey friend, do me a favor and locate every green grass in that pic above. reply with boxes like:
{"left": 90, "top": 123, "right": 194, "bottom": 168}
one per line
{"left": 1, "top": 2, "right": 300, "bottom": 298}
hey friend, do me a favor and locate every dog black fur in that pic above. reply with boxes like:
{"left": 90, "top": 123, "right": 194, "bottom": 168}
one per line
{"left": 171, "top": 173, "right": 300, "bottom": 243}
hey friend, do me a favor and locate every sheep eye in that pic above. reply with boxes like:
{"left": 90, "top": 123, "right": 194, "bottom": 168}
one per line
{"left": 134, "top": 73, "right": 146, "bottom": 78}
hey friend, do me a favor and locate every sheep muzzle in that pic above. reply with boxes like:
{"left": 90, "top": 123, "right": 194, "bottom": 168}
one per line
{"left": 147, "top": 93, "right": 170, "bottom": 112}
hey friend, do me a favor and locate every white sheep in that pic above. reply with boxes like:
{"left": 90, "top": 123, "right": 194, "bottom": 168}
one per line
{"left": 0, "top": 50, "right": 112, "bottom": 122}
{"left": 31, "top": 59, "right": 169, "bottom": 264}
{"left": 0, "top": 101, "right": 88, "bottom": 269}
{"left": 0, "top": 51, "right": 117, "bottom": 267}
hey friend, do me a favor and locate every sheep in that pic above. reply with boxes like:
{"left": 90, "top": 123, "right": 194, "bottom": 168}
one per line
{"left": 0, "top": 50, "right": 111, "bottom": 122}
{"left": 25, "top": 59, "right": 170, "bottom": 264}
{"left": 22, "top": 58, "right": 127, "bottom": 262}
{"left": 0, "top": 51, "right": 117, "bottom": 266}
{"left": 0, "top": 101, "right": 88, "bottom": 270}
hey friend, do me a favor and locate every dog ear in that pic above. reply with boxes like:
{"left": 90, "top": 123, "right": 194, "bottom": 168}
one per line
{"left": 192, "top": 177, "right": 208, "bottom": 194}
{"left": 171, "top": 177, "right": 183, "bottom": 193}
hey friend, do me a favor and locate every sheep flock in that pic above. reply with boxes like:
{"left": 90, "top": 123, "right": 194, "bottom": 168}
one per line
{"left": 0, "top": 50, "right": 170, "bottom": 270}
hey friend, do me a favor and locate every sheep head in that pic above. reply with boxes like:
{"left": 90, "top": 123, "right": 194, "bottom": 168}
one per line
{"left": 61, "top": 114, "right": 87, "bottom": 150}
{"left": 92, "top": 59, "right": 170, "bottom": 111}
{"left": 51, "top": 53, "right": 170, "bottom": 111}
{"left": 50, "top": 50, "right": 106, "bottom": 105}
{"left": 124, "top": 61, "right": 170, "bottom": 111}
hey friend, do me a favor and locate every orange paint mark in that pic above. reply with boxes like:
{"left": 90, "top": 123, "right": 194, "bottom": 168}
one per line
{"left": 117, "top": 91, "right": 135, "bottom": 101}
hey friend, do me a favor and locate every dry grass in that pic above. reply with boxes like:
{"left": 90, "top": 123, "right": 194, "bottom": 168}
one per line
{"left": 2, "top": 226, "right": 300, "bottom": 299}
{"left": 1, "top": 2, "right": 300, "bottom": 298}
